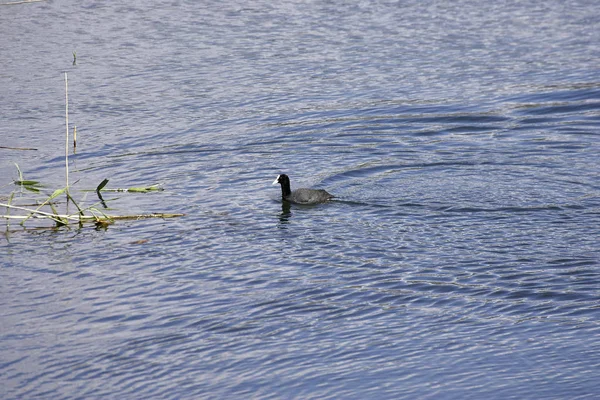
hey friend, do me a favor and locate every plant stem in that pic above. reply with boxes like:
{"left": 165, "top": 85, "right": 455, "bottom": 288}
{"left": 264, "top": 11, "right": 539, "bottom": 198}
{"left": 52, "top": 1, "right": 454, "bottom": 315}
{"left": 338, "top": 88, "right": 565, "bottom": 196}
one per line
{"left": 64, "top": 72, "right": 69, "bottom": 193}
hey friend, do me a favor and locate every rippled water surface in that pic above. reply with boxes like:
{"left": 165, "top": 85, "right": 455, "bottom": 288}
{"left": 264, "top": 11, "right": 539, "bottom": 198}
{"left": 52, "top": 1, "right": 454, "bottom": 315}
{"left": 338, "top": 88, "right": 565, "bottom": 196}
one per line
{"left": 1, "top": 0, "right": 600, "bottom": 399}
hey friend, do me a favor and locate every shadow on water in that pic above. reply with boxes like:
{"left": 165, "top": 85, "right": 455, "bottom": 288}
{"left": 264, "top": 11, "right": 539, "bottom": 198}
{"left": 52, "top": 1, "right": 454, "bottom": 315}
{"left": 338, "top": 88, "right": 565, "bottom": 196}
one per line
{"left": 275, "top": 193, "right": 424, "bottom": 229}
{"left": 275, "top": 197, "right": 345, "bottom": 226}
{"left": 278, "top": 201, "right": 292, "bottom": 225}
{"left": 276, "top": 199, "right": 338, "bottom": 226}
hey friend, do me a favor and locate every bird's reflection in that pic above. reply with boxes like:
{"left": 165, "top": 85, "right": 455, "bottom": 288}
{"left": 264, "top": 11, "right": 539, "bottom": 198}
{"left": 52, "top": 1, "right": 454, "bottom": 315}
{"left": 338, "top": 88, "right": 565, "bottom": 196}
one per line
{"left": 278, "top": 201, "right": 292, "bottom": 225}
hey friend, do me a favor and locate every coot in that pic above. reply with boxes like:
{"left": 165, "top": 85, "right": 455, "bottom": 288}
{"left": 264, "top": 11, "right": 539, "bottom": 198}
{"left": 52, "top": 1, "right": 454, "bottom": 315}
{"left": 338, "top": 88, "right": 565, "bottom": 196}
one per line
{"left": 272, "top": 174, "right": 334, "bottom": 205}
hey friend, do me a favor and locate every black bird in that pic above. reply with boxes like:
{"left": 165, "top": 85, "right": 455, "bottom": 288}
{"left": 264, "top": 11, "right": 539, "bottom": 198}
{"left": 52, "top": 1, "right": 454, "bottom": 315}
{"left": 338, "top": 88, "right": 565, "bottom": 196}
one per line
{"left": 272, "top": 174, "right": 334, "bottom": 205}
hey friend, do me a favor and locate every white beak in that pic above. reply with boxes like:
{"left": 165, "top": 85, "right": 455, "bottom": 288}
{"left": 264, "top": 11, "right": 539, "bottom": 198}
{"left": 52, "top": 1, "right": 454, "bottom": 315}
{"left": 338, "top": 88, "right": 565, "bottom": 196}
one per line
{"left": 272, "top": 175, "right": 281, "bottom": 185}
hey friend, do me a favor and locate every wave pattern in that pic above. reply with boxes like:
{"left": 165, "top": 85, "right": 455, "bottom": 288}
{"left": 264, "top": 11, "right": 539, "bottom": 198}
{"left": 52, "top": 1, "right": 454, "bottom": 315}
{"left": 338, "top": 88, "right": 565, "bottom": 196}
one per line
{"left": 1, "top": 0, "right": 600, "bottom": 399}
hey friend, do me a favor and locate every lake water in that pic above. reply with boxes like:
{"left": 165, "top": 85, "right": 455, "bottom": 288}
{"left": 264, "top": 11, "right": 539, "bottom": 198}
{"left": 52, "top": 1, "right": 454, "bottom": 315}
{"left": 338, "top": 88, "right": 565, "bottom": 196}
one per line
{"left": 1, "top": 0, "right": 600, "bottom": 399}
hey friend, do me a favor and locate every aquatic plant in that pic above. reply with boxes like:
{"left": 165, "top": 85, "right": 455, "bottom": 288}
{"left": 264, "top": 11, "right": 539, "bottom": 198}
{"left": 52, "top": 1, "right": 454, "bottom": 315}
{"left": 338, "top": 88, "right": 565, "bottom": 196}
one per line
{"left": 1, "top": 73, "right": 184, "bottom": 230}
{"left": 1, "top": 167, "right": 181, "bottom": 228}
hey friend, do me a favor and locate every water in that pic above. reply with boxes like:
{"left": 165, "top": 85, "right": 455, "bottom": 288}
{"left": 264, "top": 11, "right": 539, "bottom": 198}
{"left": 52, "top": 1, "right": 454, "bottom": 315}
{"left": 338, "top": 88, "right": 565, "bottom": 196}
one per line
{"left": 1, "top": 0, "right": 599, "bottom": 399}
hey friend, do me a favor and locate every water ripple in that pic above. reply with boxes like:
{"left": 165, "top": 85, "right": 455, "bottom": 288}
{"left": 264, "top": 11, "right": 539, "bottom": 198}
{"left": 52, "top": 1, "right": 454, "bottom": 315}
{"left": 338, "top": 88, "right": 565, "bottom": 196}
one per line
{"left": 2, "top": 1, "right": 600, "bottom": 399}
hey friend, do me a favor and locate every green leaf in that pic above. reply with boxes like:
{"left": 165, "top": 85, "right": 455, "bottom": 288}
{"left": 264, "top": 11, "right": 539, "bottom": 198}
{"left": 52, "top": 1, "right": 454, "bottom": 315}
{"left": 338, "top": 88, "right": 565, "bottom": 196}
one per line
{"left": 23, "top": 185, "right": 41, "bottom": 193}
{"left": 127, "top": 185, "right": 163, "bottom": 193}
{"left": 14, "top": 163, "right": 23, "bottom": 182}
{"left": 15, "top": 180, "right": 40, "bottom": 186}
{"left": 48, "top": 188, "right": 66, "bottom": 200}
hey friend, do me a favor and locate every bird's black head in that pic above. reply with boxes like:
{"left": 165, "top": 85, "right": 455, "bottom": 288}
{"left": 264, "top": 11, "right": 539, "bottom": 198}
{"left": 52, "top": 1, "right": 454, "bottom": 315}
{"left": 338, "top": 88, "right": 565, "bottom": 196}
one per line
{"left": 273, "top": 174, "right": 289, "bottom": 185}
{"left": 272, "top": 174, "right": 292, "bottom": 197}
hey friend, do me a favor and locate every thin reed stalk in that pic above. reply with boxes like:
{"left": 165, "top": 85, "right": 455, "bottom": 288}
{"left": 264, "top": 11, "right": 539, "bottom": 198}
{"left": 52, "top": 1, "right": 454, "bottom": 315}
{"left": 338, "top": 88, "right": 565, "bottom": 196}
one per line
{"left": 64, "top": 72, "right": 69, "bottom": 192}
{"left": 0, "top": 73, "right": 185, "bottom": 230}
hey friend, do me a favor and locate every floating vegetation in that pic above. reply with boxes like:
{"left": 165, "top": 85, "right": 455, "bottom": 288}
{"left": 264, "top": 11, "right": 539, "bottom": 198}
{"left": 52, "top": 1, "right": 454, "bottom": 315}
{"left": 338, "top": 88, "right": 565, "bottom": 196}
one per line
{"left": 0, "top": 146, "right": 37, "bottom": 151}
{"left": 0, "top": 0, "right": 46, "bottom": 6}
{"left": 1, "top": 72, "right": 184, "bottom": 231}
{"left": 2, "top": 161, "right": 184, "bottom": 230}
{"left": 13, "top": 163, "right": 42, "bottom": 193}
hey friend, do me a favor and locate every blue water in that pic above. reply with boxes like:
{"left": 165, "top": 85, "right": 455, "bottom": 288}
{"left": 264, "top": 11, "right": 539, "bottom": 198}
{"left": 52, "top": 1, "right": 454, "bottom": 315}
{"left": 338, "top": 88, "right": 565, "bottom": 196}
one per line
{"left": 1, "top": 0, "right": 599, "bottom": 399}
